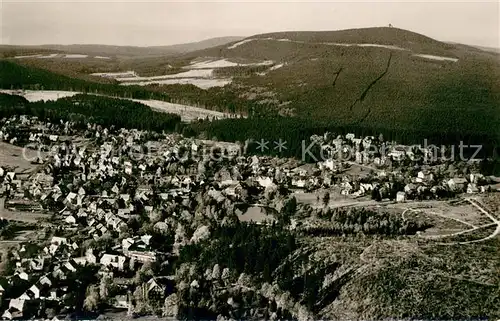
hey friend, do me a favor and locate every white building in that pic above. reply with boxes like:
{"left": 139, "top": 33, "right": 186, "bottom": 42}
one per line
{"left": 396, "top": 191, "right": 406, "bottom": 203}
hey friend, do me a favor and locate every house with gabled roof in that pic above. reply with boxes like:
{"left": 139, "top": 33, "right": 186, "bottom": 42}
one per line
{"left": 52, "top": 265, "right": 71, "bottom": 280}
{"left": 100, "top": 254, "right": 127, "bottom": 271}
{"left": 65, "top": 215, "right": 77, "bottom": 225}
{"left": 63, "top": 260, "right": 78, "bottom": 272}
{"left": 38, "top": 275, "right": 52, "bottom": 288}
{"left": 2, "top": 298, "right": 24, "bottom": 320}
{"left": 146, "top": 277, "right": 166, "bottom": 300}
{"left": 64, "top": 192, "right": 77, "bottom": 206}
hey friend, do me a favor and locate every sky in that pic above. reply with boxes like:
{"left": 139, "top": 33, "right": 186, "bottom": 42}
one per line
{"left": 1, "top": 0, "right": 499, "bottom": 48}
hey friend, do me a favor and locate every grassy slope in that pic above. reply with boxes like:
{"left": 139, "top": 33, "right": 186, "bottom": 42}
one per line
{"left": 286, "top": 236, "right": 500, "bottom": 320}
{"left": 330, "top": 239, "right": 500, "bottom": 319}
{"left": 14, "top": 58, "right": 120, "bottom": 84}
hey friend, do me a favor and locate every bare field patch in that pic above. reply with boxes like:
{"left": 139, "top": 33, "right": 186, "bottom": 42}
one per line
{"left": 0, "top": 90, "right": 234, "bottom": 122}
{"left": 0, "top": 209, "right": 51, "bottom": 223}
{"left": 441, "top": 203, "right": 493, "bottom": 226}
{"left": 0, "top": 142, "right": 40, "bottom": 173}
{"left": 404, "top": 210, "right": 466, "bottom": 236}
{"left": 393, "top": 199, "right": 493, "bottom": 227}
{"left": 129, "top": 98, "right": 229, "bottom": 122}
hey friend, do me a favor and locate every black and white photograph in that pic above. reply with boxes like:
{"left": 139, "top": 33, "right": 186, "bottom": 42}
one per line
{"left": 0, "top": 0, "right": 498, "bottom": 320}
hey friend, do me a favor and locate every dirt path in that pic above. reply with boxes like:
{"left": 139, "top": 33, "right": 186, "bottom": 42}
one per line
{"left": 402, "top": 197, "right": 500, "bottom": 244}
{"left": 456, "top": 198, "right": 500, "bottom": 244}
{"left": 403, "top": 208, "right": 477, "bottom": 228}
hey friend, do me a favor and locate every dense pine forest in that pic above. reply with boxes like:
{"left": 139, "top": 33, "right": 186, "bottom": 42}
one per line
{"left": 187, "top": 117, "right": 499, "bottom": 163}
{"left": 1, "top": 91, "right": 499, "bottom": 174}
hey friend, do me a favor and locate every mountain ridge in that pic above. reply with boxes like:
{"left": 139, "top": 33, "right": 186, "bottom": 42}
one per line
{"left": 2, "top": 27, "right": 499, "bottom": 144}
{"left": 0, "top": 36, "right": 245, "bottom": 58}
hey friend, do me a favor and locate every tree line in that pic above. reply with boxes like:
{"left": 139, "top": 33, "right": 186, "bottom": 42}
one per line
{"left": 178, "top": 223, "right": 297, "bottom": 283}
{"left": 0, "top": 93, "right": 182, "bottom": 132}
{"left": 0, "top": 60, "right": 169, "bottom": 101}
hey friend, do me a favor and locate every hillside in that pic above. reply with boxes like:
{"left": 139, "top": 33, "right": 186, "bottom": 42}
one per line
{"left": 2, "top": 27, "right": 499, "bottom": 148}
{"left": 164, "top": 27, "right": 500, "bottom": 143}
{"left": 473, "top": 46, "right": 500, "bottom": 54}
{"left": 149, "top": 36, "right": 245, "bottom": 54}
{"left": 0, "top": 36, "right": 244, "bottom": 58}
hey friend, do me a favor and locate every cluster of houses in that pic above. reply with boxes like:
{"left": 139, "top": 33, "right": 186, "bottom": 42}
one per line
{"left": 0, "top": 115, "right": 497, "bottom": 319}
{"left": 313, "top": 132, "right": 496, "bottom": 201}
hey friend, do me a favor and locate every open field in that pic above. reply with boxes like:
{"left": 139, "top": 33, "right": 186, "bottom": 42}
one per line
{"left": 129, "top": 98, "right": 230, "bottom": 121}
{"left": 392, "top": 196, "right": 500, "bottom": 243}
{"left": 92, "top": 57, "right": 275, "bottom": 89}
{"left": 0, "top": 208, "right": 51, "bottom": 224}
{"left": 294, "top": 190, "right": 381, "bottom": 209}
{"left": 0, "top": 89, "right": 79, "bottom": 102}
{"left": 0, "top": 198, "right": 51, "bottom": 224}
{"left": 0, "top": 89, "right": 231, "bottom": 122}
{"left": 401, "top": 202, "right": 493, "bottom": 228}
{"left": 0, "top": 142, "right": 42, "bottom": 173}
{"left": 297, "top": 193, "right": 500, "bottom": 244}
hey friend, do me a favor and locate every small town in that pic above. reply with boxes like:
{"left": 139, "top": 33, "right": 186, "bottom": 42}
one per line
{"left": 0, "top": 2, "right": 499, "bottom": 319}
{"left": 0, "top": 113, "right": 498, "bottom": 320}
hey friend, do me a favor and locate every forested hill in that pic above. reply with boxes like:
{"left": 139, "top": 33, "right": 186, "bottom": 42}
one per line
{"left": 174, "top": 27, "right": 500, "bottom": 143}
{"left": 0, "top": 60, "right": 168, "bottom": 101}
{"left": 1, "top": 27, "right": 499, "bottom": 156}
{"left": 0, "top": 36, "right": 244, "bottom": 58}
